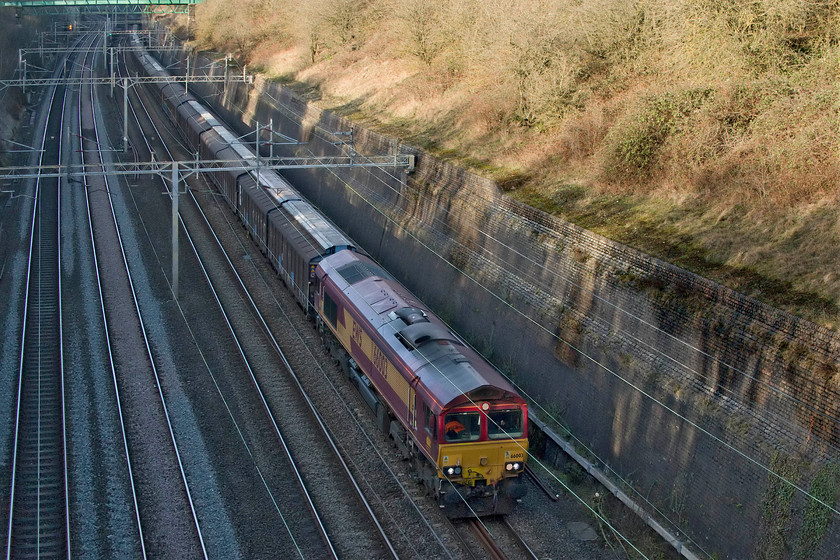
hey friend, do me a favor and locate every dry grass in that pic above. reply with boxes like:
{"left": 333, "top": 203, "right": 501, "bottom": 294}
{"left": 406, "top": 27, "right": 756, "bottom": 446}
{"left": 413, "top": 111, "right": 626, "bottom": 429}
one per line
{"left": 188, "top": 0, "right": 840, "bottom": 327}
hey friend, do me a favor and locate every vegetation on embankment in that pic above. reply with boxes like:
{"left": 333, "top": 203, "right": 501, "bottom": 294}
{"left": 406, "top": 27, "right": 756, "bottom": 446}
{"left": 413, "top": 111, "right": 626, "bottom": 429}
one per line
{"left": 176, "top": 0, "right": 840, "bottom": 329}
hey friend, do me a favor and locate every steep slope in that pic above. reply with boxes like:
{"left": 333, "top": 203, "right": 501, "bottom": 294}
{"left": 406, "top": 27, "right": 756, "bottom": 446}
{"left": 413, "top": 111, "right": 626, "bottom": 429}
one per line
{"left": 180, "top": 0, "right": 840, "bottom": 327}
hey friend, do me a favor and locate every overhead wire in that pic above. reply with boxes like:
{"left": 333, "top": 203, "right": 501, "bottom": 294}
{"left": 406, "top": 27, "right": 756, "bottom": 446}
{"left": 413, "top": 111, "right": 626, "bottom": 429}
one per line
{"left": 164, "top": 55, "right": 721, "bottom": 553}
{"left": 115, "top": 46, "right": 310, "bottom": 558}
{"left": 187, "top": 79, "right": 663, "bottom": 554}
{"left": 286, "top": 98, "right": 840, "bottom": 440}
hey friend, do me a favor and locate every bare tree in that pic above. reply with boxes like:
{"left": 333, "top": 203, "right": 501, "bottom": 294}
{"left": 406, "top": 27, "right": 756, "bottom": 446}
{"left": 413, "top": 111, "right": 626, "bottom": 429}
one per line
{"left": 323, "top": 0, "right": 370, "bottom": 50}
{"left": 398, "top": 0, "right": 444, "bottom": 65}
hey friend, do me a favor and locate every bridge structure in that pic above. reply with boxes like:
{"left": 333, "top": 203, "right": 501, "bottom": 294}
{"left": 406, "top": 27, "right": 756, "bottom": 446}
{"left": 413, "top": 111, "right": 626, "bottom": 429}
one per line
{"left": 1, "top": 0, "right": 200, "bottom": 14}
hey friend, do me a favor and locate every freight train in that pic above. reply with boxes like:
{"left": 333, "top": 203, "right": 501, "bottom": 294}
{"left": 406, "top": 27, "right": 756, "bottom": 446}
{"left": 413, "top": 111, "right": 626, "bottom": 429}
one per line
{"left": 131, "top": 36, "right": 528, "bottom": 517}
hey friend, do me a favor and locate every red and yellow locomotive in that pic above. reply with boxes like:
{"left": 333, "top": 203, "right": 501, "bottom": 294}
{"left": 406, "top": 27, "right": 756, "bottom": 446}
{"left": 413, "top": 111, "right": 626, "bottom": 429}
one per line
{"left": 315, "top": 250, "right": 528, "bottom": 517}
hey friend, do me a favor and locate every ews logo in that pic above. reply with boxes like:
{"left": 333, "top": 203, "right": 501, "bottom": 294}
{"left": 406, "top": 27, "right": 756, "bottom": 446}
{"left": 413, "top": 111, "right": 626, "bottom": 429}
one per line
{"left": 352, "top": 320, "right": 388, "bottom": 378}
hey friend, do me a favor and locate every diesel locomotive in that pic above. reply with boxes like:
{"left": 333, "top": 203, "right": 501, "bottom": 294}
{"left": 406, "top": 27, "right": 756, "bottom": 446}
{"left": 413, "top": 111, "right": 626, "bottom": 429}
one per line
{"left": 131, "top": 37, "right": 528, "bottom": 517}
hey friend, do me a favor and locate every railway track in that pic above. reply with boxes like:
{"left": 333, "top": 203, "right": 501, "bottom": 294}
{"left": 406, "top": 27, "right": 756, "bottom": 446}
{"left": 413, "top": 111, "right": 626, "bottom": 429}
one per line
{"left": 463, "top": 517, "right": 540, "bottom": 560}
{"left": 4, "top": 33, "right": 91, "bottom": 559}
{"left": 0, "top": 20, "right": 690, "bottom": 560}
{"left": 79, "top": 34, "right": 208, "bottom": 557}
{"left": 6, "top": 25, "right": 549, "bottom": 559}
{"left": 123, "top": 54, "right": 341, "bottom": 558}
{"left": 114, "top": 40, "right": 475, "bottom": 559}
{"left": 48, "top": 32, "right": 149, "bottom": 558}
{"left": 118, "top": 44, "right": 402, "bottom": 559}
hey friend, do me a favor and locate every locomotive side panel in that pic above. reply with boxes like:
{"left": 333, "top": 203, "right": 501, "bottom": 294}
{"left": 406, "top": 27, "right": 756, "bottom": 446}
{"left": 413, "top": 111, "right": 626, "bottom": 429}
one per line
{"left": 315, "top": 251, "right": 529, "bottom": 516}
{"left": 318, "top": 282, "right": 412, "bottom": 423}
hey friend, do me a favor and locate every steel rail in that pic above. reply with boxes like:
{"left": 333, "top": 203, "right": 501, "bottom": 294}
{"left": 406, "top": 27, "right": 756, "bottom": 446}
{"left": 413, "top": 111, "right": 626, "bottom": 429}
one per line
{"left": 448, "top": 520, "right": 482, "bottom": 560}
{"left": 5, "top": 44, "right": 70, "bottom": 560}
{"left": 524, "top": 463, "right": 560, "bottom": 501}
{"left": 122, "top": 51, "right": 339, "bottom": 559}
{"left": 123, "top": 51, "right": 399, "bottom": 559}
{"left": 184, "top": 167, "right": 399, "bottom": 560}
{"left": 182, "top": 108, "right": 403, "bottom": 560}
{"left": 83, "top": 44, "right": 209, "bottom": 559}
{"left": 76, "top": 38, "right": 148, "bottom": 559}
{"left": 466, "top": 518, "right": 507, "bottom": 560}
{"left": 59, "top": 63, "right": 70, "bottom": 560}
{"left": 461, "top": 517, "right": 539, "bottom": 560}
{"left": 502, "top": 518, "right": 540, "bottom": 560}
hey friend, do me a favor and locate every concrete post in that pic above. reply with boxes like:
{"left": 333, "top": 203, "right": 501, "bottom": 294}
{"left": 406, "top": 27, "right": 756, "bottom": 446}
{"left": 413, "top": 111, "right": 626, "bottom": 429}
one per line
{"left": 172, "top": 161, "right": 179, "bottom": 300}
{"left": 110, "top": 47, "right": 115, "bottom": 97}
{"left": 123, "top": 78, "right": 129, "bottom": 152}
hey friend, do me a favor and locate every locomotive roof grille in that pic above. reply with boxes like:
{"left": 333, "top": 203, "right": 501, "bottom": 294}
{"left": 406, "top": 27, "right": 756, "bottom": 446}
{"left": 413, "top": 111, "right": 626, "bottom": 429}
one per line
{"left": 336, "top": 261, "right": 393, "bottom": 285}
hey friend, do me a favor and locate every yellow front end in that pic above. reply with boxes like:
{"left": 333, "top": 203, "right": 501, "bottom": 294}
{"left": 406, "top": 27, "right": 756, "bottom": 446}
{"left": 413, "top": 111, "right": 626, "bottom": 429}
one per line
{"left": 439, "top": 438, "right": 528, "bottom": 484}
{"left": 436, "top": 439, "right": 528, "bottom": 517}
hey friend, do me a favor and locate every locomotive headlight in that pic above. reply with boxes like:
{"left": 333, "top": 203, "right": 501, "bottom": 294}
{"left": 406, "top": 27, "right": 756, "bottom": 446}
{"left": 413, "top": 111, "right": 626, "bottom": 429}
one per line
{"left": 445, "top": 466, "right": 462, "bottom": 477}
{"left": 505, "top": 462, "right": 523, "bottom": 472}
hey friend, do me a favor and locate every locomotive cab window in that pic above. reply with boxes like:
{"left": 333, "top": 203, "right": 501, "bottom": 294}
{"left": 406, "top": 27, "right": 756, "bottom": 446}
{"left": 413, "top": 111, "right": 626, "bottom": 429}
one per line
{"left": 424, "top": 404, "right": 436, "bottom": 438}
{"left": 487, "top": 409, "right": 524, "bottom": 439}
{"left": 444, "top": 412, "right": 481, "bottom": 442}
